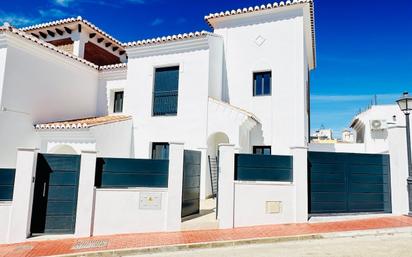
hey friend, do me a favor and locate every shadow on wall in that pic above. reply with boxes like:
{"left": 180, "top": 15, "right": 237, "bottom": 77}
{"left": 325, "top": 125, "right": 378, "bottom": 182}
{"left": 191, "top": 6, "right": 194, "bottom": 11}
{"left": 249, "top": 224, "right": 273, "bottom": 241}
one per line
{"left": 221, "top": 49, "right": 230, "bottom": 103}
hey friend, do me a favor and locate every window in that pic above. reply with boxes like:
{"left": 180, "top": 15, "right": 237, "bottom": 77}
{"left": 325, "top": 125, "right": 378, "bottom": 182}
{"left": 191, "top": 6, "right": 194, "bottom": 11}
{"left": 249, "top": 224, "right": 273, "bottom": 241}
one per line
{"left": 113, "top": 91, "right": 124, "bottom": 113}
{"left": 253, "top": 71, "right": 271, "bottom": 96}
{"left": 253, "top": 146, "right": 271, "bottom": 155}
{"left": 153, "top": 66, "right": 179, "bottom": 116}
{"left": 152, "top": 143, "right": 169, "bottom": 160}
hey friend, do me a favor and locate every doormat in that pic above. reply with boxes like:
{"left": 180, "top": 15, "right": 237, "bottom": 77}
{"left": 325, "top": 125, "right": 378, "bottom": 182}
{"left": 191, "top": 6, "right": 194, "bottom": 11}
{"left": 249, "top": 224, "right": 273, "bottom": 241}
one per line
{"left": 72, "top": 240, "right": 108, "bottom": 250}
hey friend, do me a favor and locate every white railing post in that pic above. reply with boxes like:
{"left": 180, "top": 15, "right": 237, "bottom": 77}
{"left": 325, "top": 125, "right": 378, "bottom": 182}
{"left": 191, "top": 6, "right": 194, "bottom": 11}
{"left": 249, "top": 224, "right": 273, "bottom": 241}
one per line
{"left": 8, "top": 148, "right": 38, "bottom": 243}
{"left": 75, "top": 150, "right": 97, "bottom": 237}
{"left": 217, "top": 144, "right": 235, "bottom": 229}
{"left": 388, "top": 125, "right": 409, "bottom": 214}
{"left": 291, "top": 146, "right": 308, "bottom": 223}
{"left": 166, "top": 142, "right": 184, "bottom": 231}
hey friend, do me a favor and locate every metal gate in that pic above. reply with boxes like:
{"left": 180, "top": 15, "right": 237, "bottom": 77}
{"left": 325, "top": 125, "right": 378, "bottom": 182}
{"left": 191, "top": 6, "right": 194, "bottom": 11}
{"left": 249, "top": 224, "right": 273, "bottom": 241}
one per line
{"left": 181, "top": 150, "right": 201, "bottom": 218}
{"left": 308, "top": 151, "right": 391, "bottom": 214}
{"left": 31, "top": 154, "right": 81, "bottom": 234}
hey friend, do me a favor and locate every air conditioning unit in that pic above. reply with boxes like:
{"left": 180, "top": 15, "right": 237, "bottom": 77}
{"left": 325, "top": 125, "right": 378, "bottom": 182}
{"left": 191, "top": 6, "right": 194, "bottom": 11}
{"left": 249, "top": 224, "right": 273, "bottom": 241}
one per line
{"left": 370, "top": 120, "right": 387, "bottom": 131}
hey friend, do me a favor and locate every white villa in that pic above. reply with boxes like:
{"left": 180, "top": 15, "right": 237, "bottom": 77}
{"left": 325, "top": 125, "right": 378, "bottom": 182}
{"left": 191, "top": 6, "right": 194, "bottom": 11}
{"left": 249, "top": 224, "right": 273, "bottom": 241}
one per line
{"left": 1, "top": 1, "right": 411, "bottom": 244}
{"left": 0, "top": 1, "right": 315, "bottom": 199}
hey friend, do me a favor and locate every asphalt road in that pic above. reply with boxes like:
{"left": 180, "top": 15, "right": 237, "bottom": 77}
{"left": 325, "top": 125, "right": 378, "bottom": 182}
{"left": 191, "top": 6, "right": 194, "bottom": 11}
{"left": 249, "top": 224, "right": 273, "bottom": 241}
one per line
{"left": 129, "top": 233, "right": 412, "bottom": 257}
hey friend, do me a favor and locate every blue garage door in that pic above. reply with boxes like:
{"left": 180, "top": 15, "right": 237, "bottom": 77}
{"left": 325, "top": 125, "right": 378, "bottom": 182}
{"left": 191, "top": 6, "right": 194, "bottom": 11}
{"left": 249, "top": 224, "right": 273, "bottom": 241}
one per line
{"left": 309, "top": 151, "right": 391, "bottom": 214}
{"left": 31, "top": 154, "right": 81, "bottom": 234}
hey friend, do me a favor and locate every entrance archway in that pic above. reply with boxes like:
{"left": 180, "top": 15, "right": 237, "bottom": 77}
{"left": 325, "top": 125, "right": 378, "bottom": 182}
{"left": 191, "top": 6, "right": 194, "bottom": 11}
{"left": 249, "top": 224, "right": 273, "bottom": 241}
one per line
{"left": 207, "top": 132, "right": 230, "bottom": 158}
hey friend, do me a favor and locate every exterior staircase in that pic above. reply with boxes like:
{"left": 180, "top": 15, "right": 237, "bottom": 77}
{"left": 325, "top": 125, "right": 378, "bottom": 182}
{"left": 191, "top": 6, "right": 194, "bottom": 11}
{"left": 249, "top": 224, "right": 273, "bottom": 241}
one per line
{"left": 208, "top": 155, "right": 218, "bottom": 198}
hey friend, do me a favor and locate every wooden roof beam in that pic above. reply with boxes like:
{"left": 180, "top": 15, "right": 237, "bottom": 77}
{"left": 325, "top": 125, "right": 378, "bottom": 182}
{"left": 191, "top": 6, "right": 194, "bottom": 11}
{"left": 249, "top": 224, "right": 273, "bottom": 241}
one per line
{"left": 89, "top": 33, "right": 96, "bottom": 39}
{"left": 55, "top": 28, "right": 64, "bottom": 36}
{"left": 97, "top": 37, "right": 104, "bottom": 43}
{"left": 47, "top": 30, "right": 55, "bottom": 37}
{"left": 112, "top": 46, "right": 119, "bottom": 52}
{"left": 64, "top": 27, "right": 72, "bottom": 34}
{"left": 39, "top": 31, "right": 47, "bottom": 39}
{"left": 105, "top": 42, "right": 112, "bottom": 47}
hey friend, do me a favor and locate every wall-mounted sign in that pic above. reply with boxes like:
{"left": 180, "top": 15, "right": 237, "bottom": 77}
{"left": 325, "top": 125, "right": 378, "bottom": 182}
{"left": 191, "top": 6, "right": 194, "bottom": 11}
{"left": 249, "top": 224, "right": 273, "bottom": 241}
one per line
{"left": 139, "top": 192, "right": 162, "bottom": 210}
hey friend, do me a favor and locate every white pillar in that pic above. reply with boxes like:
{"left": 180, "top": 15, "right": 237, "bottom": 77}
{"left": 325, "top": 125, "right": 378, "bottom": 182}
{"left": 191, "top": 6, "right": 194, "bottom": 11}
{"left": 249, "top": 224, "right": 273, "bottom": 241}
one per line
{"left": 75, "top": 151, "right": 97, "bottom": 237}
{"left": 388, "top": 125, "right": 409, "bottom": 214}
{"left": 166, "top": 142, "right": 184, "bottom": 231}
{"left": 8, "top": 148, "right": 38, "bottom": 243}
{"left": 291, "top": 146, "right": 308, "bottom": 223}
{"left": 217, "top": 144, "right": 235, "bottom": 229}
{"left": 198, "top": 147, "right": 209, "bottom": 200}
{"left": 71, "top": 32, "right": 88, "bottom": 58}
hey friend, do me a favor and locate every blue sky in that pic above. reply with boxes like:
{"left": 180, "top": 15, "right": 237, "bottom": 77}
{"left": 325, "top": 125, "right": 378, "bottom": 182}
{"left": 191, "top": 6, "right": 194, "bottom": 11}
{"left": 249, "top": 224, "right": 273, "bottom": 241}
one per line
{"left": 1, "top": 0, "right": 411, "bottom": 137}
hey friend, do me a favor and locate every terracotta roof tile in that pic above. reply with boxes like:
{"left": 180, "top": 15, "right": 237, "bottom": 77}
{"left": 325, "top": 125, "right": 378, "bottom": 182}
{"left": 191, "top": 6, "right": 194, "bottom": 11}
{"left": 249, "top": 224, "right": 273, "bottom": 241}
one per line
{"left": 35, "top": 115, "right": 131, "bottom": 130}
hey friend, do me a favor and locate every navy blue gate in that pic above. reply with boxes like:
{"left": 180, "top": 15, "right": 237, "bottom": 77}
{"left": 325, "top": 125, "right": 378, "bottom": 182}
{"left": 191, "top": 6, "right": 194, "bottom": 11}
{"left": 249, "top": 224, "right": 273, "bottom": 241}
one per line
{"left": 181, "top": 150, "right": 201, "bottom": 218}
{"left": 0, "top": 168, "right": 15, "bottom": 201}
{"left": 31, "top": 154, "right": 81, "bottom": 234}
{"left": 308, "top": 151, "right": 391, "bottom": 214}
{"left": 95, "top": 157, "right": 169, "bottom": 188}
{"left": 235, "top": 154, "right": 293, "bottom": 182}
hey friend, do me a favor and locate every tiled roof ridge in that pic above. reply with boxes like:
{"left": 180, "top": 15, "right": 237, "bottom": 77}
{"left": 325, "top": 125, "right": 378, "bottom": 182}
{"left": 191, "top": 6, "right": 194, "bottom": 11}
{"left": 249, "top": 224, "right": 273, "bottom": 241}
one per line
{"left": 19, "top": 16, "right": 123, "bottom": 46}
{"left": 123, "top": 30, "right": 212, "bottom": 47}
{"left": 205, "top": 0, "right": 312, "bottom": 23}
{"left": 35, "top": 115, "right": 131, "bottom": 130}
{"left": 0, "top": 23, "right": 99, "bottom": 69}
{"left": 99, "top": 63, "right": 127, "bottom": 71}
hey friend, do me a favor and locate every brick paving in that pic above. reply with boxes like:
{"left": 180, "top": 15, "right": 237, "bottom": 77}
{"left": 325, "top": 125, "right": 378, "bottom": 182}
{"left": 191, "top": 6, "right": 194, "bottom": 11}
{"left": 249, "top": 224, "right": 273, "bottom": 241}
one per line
{"left": 1, "top": 215, "right": 412, "bottom": 257}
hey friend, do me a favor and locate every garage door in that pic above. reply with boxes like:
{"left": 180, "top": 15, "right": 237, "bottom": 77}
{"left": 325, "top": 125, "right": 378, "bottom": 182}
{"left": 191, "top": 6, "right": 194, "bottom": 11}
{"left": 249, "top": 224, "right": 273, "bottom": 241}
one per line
{"left": 31, "top": 154, "right": 81, "bottom": 234}
{"left": 308, "top": 151, "right": 391, "bottom": 214}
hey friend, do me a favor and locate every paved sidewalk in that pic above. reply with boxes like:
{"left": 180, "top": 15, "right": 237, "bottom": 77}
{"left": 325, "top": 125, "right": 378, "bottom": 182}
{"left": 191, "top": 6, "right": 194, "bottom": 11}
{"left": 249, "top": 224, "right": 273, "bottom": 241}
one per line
{"left": 1, "top": 215, "right": 412, "bottom": 257}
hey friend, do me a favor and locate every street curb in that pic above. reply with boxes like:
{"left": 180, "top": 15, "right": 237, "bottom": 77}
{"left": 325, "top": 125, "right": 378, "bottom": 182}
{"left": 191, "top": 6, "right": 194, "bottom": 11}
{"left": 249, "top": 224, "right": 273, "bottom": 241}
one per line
{"left": 51, "top": 234, "right": 323, "bottom": 257}
{"left": 49, "top": 227, "right": 412, "bottom": 257}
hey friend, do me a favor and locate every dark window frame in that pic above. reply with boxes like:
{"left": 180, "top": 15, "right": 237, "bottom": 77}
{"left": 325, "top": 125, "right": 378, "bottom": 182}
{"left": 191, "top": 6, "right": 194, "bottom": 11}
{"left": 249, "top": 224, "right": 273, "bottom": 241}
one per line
{"left": 152, "top": 66, "right": 180, "bottom": 116}
{"left": 113, "top": 91, "right": 124, "bottom": 113}
{"left": 253, "top": 71, "right": 272, "bottom": 96}
{"left": 253, "top": 146, "right": 271, "bottom": 155}
{"left": 151, "top": 142, "right": 170, "bottom": 160}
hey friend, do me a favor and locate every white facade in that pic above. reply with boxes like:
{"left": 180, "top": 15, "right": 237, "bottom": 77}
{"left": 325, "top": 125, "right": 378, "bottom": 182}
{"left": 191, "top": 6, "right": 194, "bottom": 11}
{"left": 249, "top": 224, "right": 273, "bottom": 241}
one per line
{"left": 0, "top": 1, "right": 319, "bottom": 243}
{"left": 0, "top": 1, "right": 315, "bottom": 200}
{"left": 351, "top": 105, "right": 407, "bottom": 153}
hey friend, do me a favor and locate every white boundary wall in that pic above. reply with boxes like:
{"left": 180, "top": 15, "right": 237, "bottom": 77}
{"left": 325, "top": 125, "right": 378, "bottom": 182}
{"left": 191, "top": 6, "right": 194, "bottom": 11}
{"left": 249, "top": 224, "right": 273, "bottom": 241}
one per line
{"left": 218, "top": 144, "right": 308, "bottom": 228}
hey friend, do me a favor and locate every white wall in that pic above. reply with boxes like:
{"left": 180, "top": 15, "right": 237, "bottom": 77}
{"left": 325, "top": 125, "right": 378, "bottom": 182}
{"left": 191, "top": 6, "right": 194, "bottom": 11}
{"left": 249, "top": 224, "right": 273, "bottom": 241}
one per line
{"left": 352, "top": 105, "right": 405, "bottom": 153}
{"left": 309, "top": 143, "right": 367, "bottom": 153}
{"left": 0, "top": 34, "right": 99, "bottom": 167}
{"left": 126, "top": 40, "right": 211, "bottom": 158}
{"left": 214, "top": 8, "right": 309, "bottom": 154}
{"left": 234, "top": 182, "right": 295, "bottom": 227}
{"left": 92, "top": 120, "right": 133, "bottom": 158}
{"left": 93, "top": 188, "right": 168, "bottom": 236}
{"left": 0, "top": 202, "right": 12, "bottom": 243}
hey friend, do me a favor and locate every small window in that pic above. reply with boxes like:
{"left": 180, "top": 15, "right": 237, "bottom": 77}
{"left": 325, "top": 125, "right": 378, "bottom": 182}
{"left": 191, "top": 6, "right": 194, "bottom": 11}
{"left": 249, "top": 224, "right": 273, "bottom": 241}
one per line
{"left": 253, "top": 71, "right": 271, "bottom": 96}
{"left": 153, "top": 66, "right": 179, "bottom": 116}
{"left": 152, "top": 143, "right": 169, "bottom": 160}
{"left": 253, "top": 146, "right": 271, "bottom": 155}
{"left": 113, "top": 91, "right": 124, "bottom": 113}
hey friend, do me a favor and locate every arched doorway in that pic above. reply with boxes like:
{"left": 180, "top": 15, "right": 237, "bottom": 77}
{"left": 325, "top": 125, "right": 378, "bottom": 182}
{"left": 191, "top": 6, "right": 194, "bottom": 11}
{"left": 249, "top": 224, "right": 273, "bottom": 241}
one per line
{"left": 207, "top": 132, "right": 230, "bottom": 158}
{"left": 49, "top": 144, "right": 78, "bottom": 155}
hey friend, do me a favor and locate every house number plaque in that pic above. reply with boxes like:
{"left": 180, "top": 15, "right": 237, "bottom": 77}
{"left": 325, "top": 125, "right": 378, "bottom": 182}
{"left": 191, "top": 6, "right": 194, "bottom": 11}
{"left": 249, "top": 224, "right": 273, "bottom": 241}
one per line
{"left": 139, "top": 192, "right": 162, "bottom": 210}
